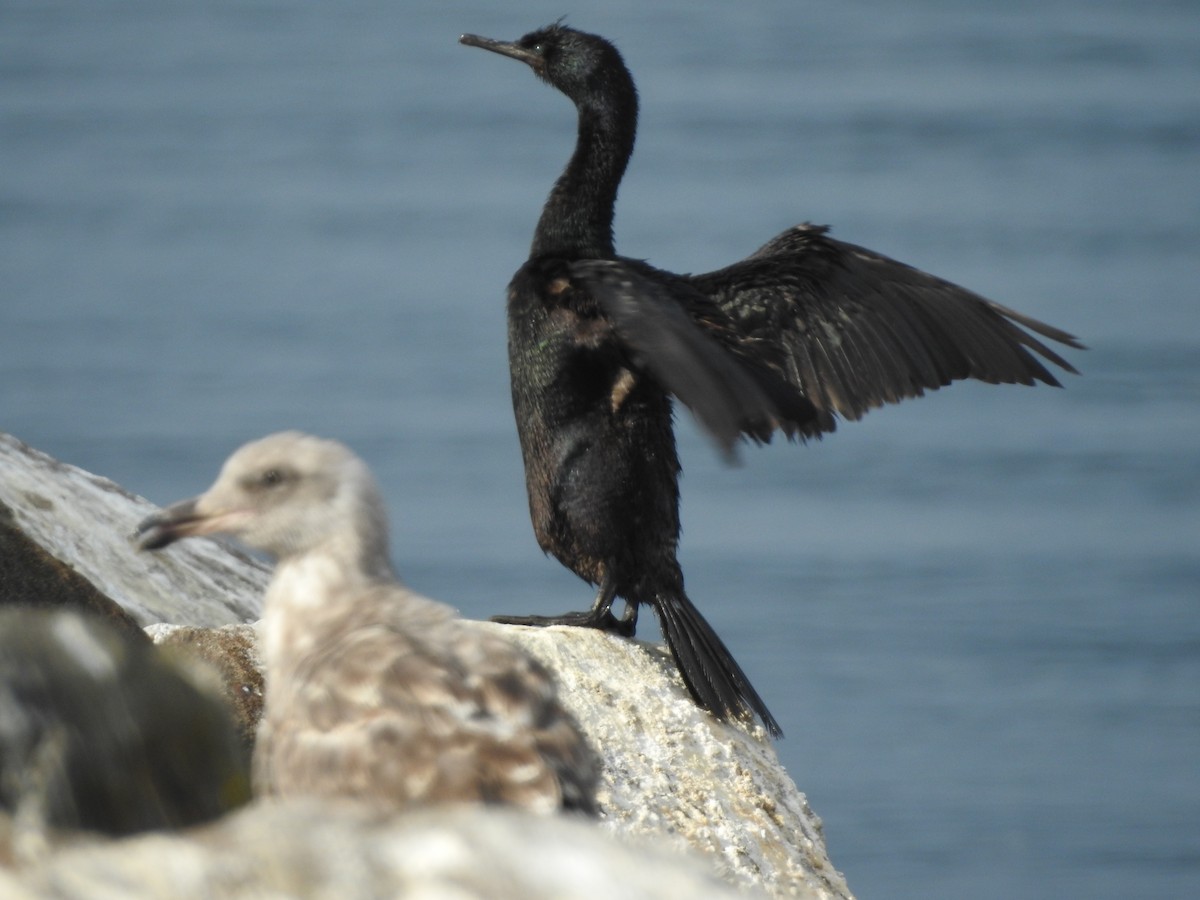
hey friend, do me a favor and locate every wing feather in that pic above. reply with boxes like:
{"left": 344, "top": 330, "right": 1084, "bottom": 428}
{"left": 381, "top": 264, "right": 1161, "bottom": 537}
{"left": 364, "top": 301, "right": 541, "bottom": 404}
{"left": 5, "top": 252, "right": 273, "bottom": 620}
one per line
{"left": 689, "top": 224, "right": 1082, "bottom": 434}
{"left": 568, "top": 258, "right": 784, "bottom": 454}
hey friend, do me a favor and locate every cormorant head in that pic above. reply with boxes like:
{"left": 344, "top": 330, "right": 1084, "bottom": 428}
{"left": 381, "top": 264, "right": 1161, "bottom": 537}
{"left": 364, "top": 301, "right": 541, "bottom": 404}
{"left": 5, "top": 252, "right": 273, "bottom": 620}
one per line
{"left": 460, "top": 22, "right": 636, "bottom": 110}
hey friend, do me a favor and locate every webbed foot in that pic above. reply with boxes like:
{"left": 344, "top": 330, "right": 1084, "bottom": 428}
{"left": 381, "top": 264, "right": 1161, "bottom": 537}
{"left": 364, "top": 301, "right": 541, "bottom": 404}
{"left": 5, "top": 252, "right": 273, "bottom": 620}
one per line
{"left": 492, "top": 608, "right": 634, "bottom": 637}
{"left": 492, "top": 576, "right": 638, "bottom": 637}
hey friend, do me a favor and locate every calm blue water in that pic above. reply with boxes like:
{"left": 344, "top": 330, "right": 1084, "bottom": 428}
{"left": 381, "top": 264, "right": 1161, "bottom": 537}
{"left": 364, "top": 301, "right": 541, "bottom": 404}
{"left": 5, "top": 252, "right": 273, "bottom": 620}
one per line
{"left": 3, "top": 1, "right": 1197, "bottom": 897}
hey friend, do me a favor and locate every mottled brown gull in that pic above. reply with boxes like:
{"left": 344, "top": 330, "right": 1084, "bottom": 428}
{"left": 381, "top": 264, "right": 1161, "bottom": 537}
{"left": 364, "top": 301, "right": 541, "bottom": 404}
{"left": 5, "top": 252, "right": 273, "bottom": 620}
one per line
{"left": 136, "top": 432, "right": 598, "bottom": 815}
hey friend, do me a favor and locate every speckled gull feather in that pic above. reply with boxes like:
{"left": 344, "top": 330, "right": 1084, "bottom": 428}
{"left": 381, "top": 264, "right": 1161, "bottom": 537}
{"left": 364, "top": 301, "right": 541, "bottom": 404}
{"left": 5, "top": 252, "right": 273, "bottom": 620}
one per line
{"left": 137, "top": 431, "right": 598, "bottom": 815}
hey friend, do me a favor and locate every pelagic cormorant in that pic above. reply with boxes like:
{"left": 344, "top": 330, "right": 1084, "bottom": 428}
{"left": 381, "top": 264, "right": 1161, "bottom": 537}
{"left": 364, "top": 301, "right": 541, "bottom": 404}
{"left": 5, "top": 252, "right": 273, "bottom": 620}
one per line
{"left": 460, "top": 23, "right": 1082, "bottom": 738}
{"left": 137, "top": 432, "right": 599, "bottom": 814}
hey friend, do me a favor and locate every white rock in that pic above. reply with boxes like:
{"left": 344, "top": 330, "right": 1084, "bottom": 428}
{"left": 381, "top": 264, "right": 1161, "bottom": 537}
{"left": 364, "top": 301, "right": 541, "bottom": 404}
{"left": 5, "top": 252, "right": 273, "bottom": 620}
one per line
{"left": 0, "top": 431, "right": 854, "bottom": 898}
{"left": 482, "top": 623, "right": 851, "bottom": 899}
{"left": 21, "top": 799, "right": 753, "bottom": 900}
{"left": 0, "top": 433, "right": 265, "bottom": 626}
{"left": 139, "top": 621, "right": 852, "bottom": 898}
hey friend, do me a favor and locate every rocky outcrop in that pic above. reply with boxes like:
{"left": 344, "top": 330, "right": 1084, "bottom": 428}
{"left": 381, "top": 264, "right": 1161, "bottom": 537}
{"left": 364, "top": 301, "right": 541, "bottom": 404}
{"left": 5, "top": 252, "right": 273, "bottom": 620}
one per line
{"left": 0, "top": 609, "right": 250, "bottom": 844}
{"left": 498, "top": 624, "right": 847, "bottom": 896}
{"left": 144, "top": 623, "right": 264, "bottom": 754}
{"left": 0, "top": 433, "right": 265, "bottom": 627}
{"left": 138, "top": 620, "right": 850, "bottom": 898}
{"left": 0, "top": 431, "right": 853, "bottom": 899}
{"left": 17, "top": 800, "right": 752, "bottom": 900}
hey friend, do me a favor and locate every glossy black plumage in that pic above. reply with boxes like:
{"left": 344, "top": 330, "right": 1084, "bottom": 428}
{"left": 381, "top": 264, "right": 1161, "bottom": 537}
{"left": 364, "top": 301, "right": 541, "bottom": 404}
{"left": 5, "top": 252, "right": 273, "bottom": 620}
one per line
{"left": 460, "top": 24, "right": 1081, "bottom": 738}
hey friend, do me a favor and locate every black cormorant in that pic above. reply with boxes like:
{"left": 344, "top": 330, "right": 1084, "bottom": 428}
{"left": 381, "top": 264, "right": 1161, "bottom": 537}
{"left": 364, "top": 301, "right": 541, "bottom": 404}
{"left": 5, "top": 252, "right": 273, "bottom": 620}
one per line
{"left": 460, "top": 23, "right": 1082, "bottom": 738}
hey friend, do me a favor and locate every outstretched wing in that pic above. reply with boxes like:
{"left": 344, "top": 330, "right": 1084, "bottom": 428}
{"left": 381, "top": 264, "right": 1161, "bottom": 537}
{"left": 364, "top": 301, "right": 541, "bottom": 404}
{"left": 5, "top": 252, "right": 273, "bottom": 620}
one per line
{"left": 568, "top": 258, "right": 792, "bottom": 456}
{"left": 689, "top": 224, "right": 1083, "bottom": 435}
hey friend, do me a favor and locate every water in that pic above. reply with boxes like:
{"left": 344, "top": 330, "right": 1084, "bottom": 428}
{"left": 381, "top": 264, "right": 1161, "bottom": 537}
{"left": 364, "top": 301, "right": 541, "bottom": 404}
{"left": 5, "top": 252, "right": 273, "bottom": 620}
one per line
{"left": 3, "top": 1, "right": 1197, "bottom": 897}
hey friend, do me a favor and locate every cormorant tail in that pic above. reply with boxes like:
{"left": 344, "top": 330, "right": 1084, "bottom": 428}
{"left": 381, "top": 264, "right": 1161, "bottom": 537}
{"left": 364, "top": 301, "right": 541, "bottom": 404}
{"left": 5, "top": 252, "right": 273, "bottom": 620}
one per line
{"left": 653, "top": 592, "right": 783, "bottom": 738}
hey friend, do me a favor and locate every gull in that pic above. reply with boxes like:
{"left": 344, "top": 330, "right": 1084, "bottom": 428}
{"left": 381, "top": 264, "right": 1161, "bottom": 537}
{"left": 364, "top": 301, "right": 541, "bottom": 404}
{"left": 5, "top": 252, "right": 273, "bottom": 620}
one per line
{"left": 137, "top": 432, "right": 598, "bottom": 815}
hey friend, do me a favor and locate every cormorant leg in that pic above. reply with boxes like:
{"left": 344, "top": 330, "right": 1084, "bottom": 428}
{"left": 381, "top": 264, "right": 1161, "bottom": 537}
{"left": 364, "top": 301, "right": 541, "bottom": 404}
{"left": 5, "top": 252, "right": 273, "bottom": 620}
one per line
{"left": 612, "top": 599, "right": 639, "bottom": 638}
{"left": 493, "top": 575, "right": 634, "bottom": 635}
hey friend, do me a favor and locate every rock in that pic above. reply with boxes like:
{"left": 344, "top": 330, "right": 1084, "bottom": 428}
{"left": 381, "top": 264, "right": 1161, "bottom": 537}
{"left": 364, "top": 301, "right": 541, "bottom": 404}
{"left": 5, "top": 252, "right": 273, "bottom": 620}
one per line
{"left": 0, "top": 431, "right": 854, "bottom": 898}
{"left": 18, "top": 799, "right": 752, "bottom": 899}
{"left": 497, "top": 624, "right": 849, "bottom": 898}
{"left": 0, "top": 497, "right": 144, "bottom": 642}
{"left": 138, "top": 621, "right": 850, "bottom": 897}
{"left": 0, "top": 865, "right": 39, "bottom": 900}
{"left": 0, "top": 608, "right": 251, "bottom": 845}
{"left": 0, "top": 433, "right": 266, "bottom": 627}
{"left": 144, "top": 623, "right": 264, "bottom": 754}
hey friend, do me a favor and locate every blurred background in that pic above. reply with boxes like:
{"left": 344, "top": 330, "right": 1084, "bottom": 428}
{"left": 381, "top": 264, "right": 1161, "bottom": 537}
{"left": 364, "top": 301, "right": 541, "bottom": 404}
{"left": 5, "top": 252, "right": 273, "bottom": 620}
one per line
{"left": 3, "top": 1, "right": 1197, "bottom": 897}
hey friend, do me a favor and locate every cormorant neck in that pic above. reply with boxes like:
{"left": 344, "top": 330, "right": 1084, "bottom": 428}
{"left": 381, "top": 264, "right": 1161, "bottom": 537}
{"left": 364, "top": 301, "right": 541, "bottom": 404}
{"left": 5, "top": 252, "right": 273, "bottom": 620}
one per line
{"left": 531, "top": 87, "right": 637, "bottom": 261}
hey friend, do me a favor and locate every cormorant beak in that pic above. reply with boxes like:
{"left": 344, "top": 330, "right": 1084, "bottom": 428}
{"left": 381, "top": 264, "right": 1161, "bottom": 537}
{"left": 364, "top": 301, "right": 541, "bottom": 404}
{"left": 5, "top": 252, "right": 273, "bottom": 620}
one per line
{"left": 133, "top": 496, "right": 246, "bottom": 551}
{"left": 459, "top": 34, "right": 543, "bottom": 72}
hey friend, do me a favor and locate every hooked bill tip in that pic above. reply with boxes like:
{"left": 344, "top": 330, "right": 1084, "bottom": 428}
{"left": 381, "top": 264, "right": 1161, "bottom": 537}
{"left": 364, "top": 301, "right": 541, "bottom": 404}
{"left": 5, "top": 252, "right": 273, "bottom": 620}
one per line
{"left": 131, "top": 497, "right": 201, "bottom": 552}
{"left": 132, "top": 515, "right": 173, "bottom": 552}
{"left": 458, "top": 33, "right": 541, "bottom": 68}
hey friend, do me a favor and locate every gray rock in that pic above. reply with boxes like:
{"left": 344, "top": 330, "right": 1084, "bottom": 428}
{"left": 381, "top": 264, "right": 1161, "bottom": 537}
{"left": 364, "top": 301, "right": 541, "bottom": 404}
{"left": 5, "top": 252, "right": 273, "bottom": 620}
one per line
{"left": 140, "top": 622, "right": 851, "bottom": 898}
{"left": 144, "top": 623, "right": 264, "bottom": 754}
{"left": 0, "top": 431, "right": 853, "bottom": 898}
{"left": 0, "top": 433, "right": 265, "bottom": 627}
{"left": 0, "top": 608, "right": 250, "bottom": 844}
{"left": 20, "top": 799, "right": 753, "bottom": 900}
{"left": 499, "top": 624, "right": 850, "bottom": 898}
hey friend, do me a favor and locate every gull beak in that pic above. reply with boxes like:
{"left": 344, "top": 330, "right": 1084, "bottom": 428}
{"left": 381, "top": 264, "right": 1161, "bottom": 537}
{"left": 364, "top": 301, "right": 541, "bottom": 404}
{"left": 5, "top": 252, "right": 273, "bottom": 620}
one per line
{"left": 134, "top": 496, "right": 246, "bottom": 551}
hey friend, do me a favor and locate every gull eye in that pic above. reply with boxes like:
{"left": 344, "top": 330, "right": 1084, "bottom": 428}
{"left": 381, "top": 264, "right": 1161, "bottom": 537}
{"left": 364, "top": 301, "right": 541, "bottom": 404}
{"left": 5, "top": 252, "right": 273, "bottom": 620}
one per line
{"left": 260, "top": 468, "right": 286, "bottom": 488}
{"left": 243, "top": 465, "right": 295, "bottom": 494}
